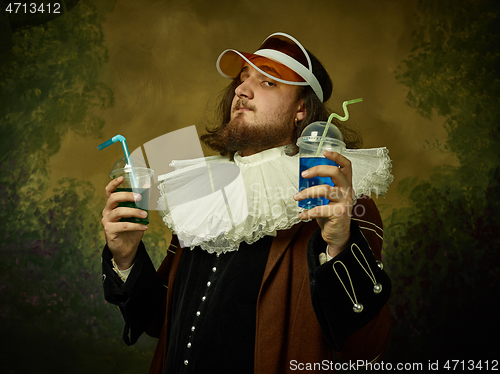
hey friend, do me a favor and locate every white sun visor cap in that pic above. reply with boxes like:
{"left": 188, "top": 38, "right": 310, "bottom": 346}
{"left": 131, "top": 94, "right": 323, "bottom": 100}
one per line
{"left": 216, "top": 33, "right": 324, "bottom": 102}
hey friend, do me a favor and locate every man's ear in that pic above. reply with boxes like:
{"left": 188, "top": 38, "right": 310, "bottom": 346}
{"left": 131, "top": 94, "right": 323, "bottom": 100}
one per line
{"left": 296, "top": 100, "right": 306, "bottom": 121}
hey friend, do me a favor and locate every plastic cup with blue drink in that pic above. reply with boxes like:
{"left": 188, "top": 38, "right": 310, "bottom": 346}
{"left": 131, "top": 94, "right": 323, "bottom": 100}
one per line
{"left": 296, "top": 98, "right": 362, "bottom": 209}
{"left": 296, "top": 121, "right": 346, "bottom": 209}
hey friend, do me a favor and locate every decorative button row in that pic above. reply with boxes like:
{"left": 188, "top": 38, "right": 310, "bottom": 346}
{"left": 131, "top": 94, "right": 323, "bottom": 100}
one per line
{"left": 183, "top": 256, "right": 221, "bottom": 368}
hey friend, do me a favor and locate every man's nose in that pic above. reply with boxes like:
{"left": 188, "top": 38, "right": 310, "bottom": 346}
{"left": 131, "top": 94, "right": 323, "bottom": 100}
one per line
{"left": 235, "top": 79, "right": 254, "bottom": 99}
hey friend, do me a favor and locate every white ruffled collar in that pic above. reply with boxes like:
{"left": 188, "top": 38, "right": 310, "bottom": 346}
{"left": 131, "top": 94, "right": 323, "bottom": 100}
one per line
{"left": 157, "top": 145, "right": 393, "bottom": 254}
{"left": 233, "top": 146, "right": 284, "bottom": 166}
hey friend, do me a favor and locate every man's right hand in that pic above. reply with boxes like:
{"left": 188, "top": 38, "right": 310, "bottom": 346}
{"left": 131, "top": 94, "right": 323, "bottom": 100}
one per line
{"left": 101, "top": 176, "right": 148, "bottom": 270}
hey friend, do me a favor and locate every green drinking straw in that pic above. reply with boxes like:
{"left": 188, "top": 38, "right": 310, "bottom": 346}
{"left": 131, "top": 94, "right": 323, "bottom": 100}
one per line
{"left": 97, "top": 134, "right": 139, "bottom": 188}
{"left": 314, "top": 98, "right": 363, "bottom": 157}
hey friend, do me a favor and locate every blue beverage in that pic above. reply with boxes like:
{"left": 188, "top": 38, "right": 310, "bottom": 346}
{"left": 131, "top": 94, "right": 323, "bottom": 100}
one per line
{"left": 298, "top": 157, "right": 339, "bottom": 209}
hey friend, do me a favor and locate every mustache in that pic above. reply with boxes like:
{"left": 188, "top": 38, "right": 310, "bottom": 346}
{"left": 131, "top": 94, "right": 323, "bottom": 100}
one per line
{"left": 232, "top": 99, "right": 256, "bottom": 112}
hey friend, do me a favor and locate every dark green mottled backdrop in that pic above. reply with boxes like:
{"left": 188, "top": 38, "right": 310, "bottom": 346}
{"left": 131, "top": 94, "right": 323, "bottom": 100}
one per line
{"left": 1, "top": 0, "right": 498, "bottom": 372}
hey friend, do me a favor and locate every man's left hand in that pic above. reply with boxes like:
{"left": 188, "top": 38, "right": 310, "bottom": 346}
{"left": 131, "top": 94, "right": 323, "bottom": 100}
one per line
{"left": 293, "top": 151, "right": 354, "bottom": 258}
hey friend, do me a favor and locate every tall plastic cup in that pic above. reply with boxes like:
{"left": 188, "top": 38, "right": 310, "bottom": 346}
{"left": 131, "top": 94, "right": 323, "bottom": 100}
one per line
{"left": 109, "top": 166, "right": 154, "bottom": 224}
{"left": 296, "top": 121, "right": 346, "bottom": 209}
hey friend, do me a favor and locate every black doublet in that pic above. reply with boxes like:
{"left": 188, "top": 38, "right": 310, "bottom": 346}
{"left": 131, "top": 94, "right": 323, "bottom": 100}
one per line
{"left": 164, "top": 236, "right": 272, "bottom": 373}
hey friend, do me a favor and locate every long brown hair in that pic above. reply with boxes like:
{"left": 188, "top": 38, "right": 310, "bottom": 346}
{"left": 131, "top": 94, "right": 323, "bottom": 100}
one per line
{"left": 200, "top": 79, "right": 240, "bottom": 157}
